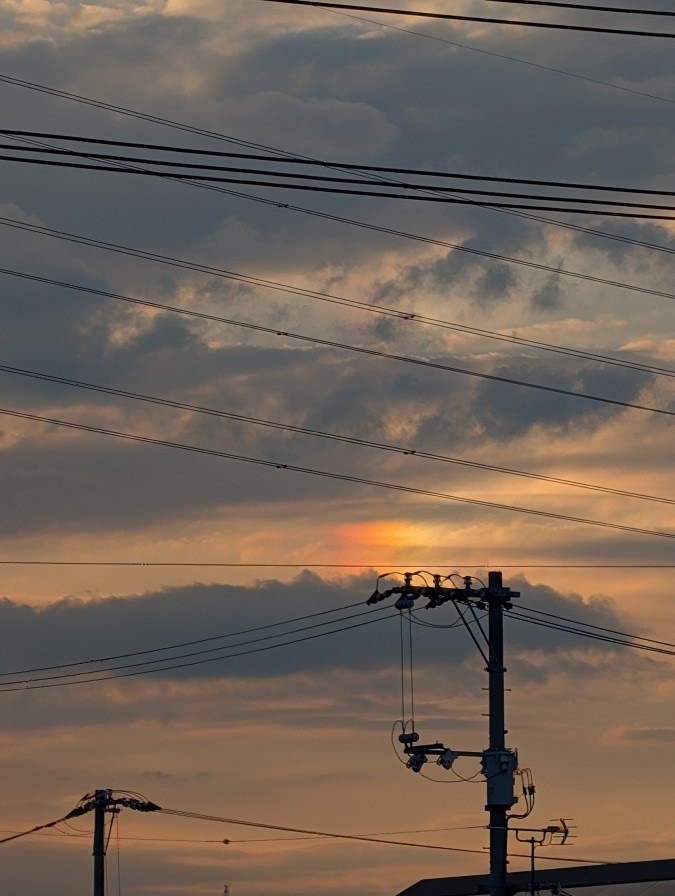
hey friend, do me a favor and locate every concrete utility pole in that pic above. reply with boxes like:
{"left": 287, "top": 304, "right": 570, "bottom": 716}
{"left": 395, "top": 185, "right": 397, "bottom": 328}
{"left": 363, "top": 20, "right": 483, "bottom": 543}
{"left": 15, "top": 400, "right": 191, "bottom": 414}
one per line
{"left": 92, "top": 789, "right": 110, "bottom": 896}
{"left": 367, "top": 569, "right": 520, "bottom": 896}
{"left": 73, "top": 789, "right": 160, "bottom": 896}
{"left": 486, "top": 571, "right": 511, "bottom": 896}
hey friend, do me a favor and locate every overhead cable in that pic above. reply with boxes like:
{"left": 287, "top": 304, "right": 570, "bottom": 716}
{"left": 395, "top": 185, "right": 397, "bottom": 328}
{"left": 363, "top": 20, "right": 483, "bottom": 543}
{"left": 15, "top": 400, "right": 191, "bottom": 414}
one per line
{"left": 0, "top": 611, "right": 397, "bottom": 692}
{"left": 156, "top": 806, "right": 607, "bottom": 862}
{"left": 474, "top": 0, "right": 675, "bottom": 16}
{"left": 6, "top": 201, "right": 675, "bottom": 306}
{"left": 254, "top": 0, "right": 675, "bottom": 39}
{"left": 3, "top": 266, "right": 674, "bottom": 381}
{"left": 1, "top": 405, "right": 674, "bottom": 542}
{"left": 3, "top": 309, "right": 672, "bottom": 421}
{"left": 3, "top": 132, "right": 675, "bottom": 198}
{"left": 0, "top": 561, "right": 674, "bottom": 569}
{"left": 516, "top": 603, "right": 675, "bottom": 651}
{"left": 0, "top": 601, "right": 368, "bottom": 677}
{"left": 0, "top": 607, "right": 387, "bottom": 686}
{"left": 2, "top": 362, "right": 674, "bottom": 504}
{"left": 2, "top": 79, "right": 675, "bottom": 259}
{"left": 327, "top": 6, "right": 675, "bottom": 109}
{"left": 3, "top": 152, "right": 673, "bottom": 218}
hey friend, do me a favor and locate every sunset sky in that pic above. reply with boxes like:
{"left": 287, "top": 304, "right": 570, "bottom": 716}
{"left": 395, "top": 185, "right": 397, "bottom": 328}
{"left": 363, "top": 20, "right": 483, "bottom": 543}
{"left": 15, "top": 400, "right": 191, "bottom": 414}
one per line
{"left": 1, "top": 1, "right": 675, "bottom": 894}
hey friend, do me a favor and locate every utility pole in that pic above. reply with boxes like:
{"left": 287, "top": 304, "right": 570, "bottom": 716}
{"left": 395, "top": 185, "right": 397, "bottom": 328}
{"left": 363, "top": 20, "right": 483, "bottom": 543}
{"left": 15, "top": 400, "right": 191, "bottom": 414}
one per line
{"left": 367, "top": 569, "right": 521, "bottom": 896}
{"left": 72, "top": 789, "right": 160, "bottom": 896}
{"left": 92, "top": 789, "right": 110, "bottom": 896}
{"left": 486, "top": 570, "right": 511, "bottom": 896}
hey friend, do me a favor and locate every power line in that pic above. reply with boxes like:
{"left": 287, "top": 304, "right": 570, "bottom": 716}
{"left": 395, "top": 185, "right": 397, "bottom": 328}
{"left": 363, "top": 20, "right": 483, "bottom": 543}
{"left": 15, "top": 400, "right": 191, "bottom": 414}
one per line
{"left": 3, "top": 242, "right": 675, "bottom": 419}
{"left": 328, "top": 6, "right": 675, "bottom": 108}
{"left": 3, "top": 265, "right": 674, "bottom": 381}
{"left": 0, "top": 611, "right": 398, "bottom": 692}
{"left": 4, "top": 81, "right": 675, "bottom": 264}
{"left": 0, "top": 601, "right": 368, "bottom": 677}
{"left": 0, "top": 799, "right": 611, "bottom": 865}
{"left": 7, "top": 200, "right": 675, "bottom": 307}
{"left": 4, "top": 132, "right": 675, "bottom": 199}
{"left": 0, "top": 607, "right": 387, "bottom": 685}
{"left": 2, "top": 405, "right": 674, "bottom": 542}
{"left": 5, "top": 309, "right": 673, "bottom": 421}
{"left": 4, "top": 152, "right": 675, "bottom": 218}
{"left": 516, "top": 603, "right": 675, "bottom": 651}
{"left": 255, "top": 0, "right": 675, "bottom": 38}
{"left": 4, "top": 594, "right": 673, "bottom": 685}
{"left": 474, "top": 0, "right": 675, "bottom": 16}
{"left": 3, "top": 361, "right": 673, "bottom": 506}
{"left": 156, "top": 806, "right": 607, "bottom": 863}
{"left": 1, "top": 561, "right": 674, "bottom": 568}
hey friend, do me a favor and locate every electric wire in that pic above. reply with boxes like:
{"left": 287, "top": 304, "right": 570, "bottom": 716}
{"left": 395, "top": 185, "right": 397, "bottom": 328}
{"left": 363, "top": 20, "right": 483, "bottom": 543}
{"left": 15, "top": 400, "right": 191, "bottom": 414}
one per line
{"left": 4, "top": 285, "right": 675, "bottom": 421}
{"left": 2, "top": 405, "right": 674, "bottom": 542}
{"left": 7, "top": 207, "right": 675, "bottom": 309}
{"left": 516, "top": 603, "right": 675, "bottom": 651}
{"left": 6, "top": 130, "right": 675, "bottom": 346}
{"left": 0, "top": 821, "right": 486, "bottom": 843}
{"left": 474, "top": 0, "right": 675, "bottom": 15}
{"left": 0, "top": 607, "right": 389, "bottom": 687}
{"left": 155, "top": 806, "right": 605, "bottom": 862}
{"left": 1, "top": 561, "right": 675, "bottom": 569}
{"left": 0, "top": 813, "right": 81, "bottom": 844}
{"left": 8, "top": 120, "right": 675, "bottom": 271}
{"left": 6, "top": 75, "right": 675, "bottom": 271}
{"left": 3, "top": 277, "right": 675, "bottom": 437}
{"left": 255, "top": 0, "right": 675, "bottom": 39}
{"left": 4, "top": 360, "right": 674, "bottom": 508}
{"left": 0, "top": 612, "right": 397, "bottom": 692}
{"left": 6, "top": 284, "right": 675, "bottom": 434}
{"left": 0, "top": 601, "right": 366, "bottom": 678}
{"left": 4, "top": 132, "right": 675, "bottom": 200}
{"left": 4, "top": 264, "right": 675, "bottom": 383}
{"left": 506, "top": 610, "right": 675, "bottom": 657}
{"left": 5, "top": 152, "right": 675, "bottom": 218}
{"left": 328, "top": 5, "right": 675, "bottom": 109}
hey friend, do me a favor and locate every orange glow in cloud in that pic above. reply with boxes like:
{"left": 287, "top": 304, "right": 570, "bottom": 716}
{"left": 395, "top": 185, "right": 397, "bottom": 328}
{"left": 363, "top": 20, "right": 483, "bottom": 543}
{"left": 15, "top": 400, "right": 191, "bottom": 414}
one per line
{"left": 336, "top": 520, "right": 434, "bottom": 551}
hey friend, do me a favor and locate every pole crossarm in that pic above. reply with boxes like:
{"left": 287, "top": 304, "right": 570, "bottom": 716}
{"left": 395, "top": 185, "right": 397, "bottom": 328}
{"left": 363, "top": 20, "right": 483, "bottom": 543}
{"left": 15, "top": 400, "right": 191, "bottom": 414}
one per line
{"left": 76, "top": 790, "right": 161, "bottom": 816}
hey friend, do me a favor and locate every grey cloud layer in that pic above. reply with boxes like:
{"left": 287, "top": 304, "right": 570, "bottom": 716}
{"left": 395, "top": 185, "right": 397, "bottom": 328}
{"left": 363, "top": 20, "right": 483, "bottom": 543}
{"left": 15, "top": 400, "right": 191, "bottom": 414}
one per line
{"left": 0, "top": 574, "right": 632, "bottom": 684}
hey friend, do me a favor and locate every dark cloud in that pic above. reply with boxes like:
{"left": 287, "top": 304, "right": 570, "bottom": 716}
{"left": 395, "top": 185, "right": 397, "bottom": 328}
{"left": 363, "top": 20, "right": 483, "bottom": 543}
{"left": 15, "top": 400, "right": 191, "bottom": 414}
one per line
{"left": 0, "top": 574, "right": 630, "bottom": 688}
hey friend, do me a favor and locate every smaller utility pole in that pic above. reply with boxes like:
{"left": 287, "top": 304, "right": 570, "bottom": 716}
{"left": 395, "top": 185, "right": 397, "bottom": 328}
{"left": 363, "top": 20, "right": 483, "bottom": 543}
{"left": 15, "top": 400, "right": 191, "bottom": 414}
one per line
{"left": 73, "top": 789, "right": 161, "bottom": 896}
{"left": 92, "top": 790, "right": 110, "bottom": 896}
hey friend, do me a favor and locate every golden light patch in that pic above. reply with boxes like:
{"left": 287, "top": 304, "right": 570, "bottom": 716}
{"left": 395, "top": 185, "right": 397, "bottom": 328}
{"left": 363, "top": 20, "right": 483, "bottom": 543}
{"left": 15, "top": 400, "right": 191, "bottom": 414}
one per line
{"left": 336, "top": 520, "right": 435, "bottom": 550}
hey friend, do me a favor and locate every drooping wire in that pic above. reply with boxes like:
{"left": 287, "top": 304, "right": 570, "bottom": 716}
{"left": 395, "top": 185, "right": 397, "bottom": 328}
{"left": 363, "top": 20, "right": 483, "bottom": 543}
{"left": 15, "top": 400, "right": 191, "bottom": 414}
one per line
{"left": 408, "top": 610, "right": 416, "bottom": 733}
{"left": 156, "top": 805, "right": 607, "bottom": 863}
{"left": 0, "top": 612, "right": 397, "bottom": 692}
{"left": 0, "top": 600, "right": 367, "bottom": 678}
{"left": 399, "top": 613, "right": 406, "bottom": 728}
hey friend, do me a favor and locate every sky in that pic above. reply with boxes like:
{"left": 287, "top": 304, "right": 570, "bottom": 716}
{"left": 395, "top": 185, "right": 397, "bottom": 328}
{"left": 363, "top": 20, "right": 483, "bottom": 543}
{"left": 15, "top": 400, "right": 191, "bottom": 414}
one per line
{"left": 0, "top": 0, "right": 674, "bottom": 894}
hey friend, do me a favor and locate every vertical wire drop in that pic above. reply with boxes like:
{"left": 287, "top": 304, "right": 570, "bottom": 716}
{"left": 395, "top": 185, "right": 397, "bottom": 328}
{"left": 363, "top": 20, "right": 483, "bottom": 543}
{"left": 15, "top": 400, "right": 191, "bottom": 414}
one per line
{"left": 408, "top": 609, "right": 416, "bottom": 732}
{"left": 399, "top": 610, "right": 407, "bottom": 726}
